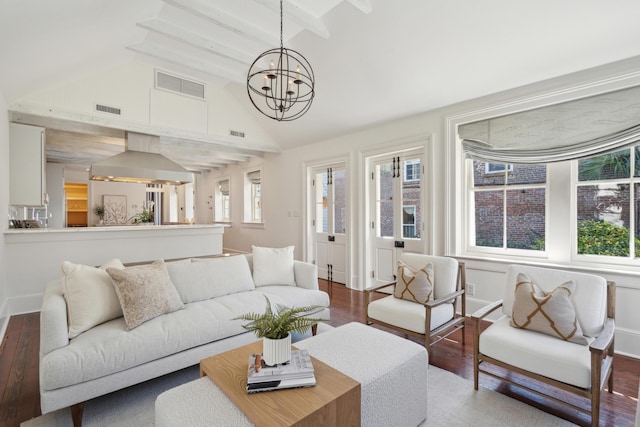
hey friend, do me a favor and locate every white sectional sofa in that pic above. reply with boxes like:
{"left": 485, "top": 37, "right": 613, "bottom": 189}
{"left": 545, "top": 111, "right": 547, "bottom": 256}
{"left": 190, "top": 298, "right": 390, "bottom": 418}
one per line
{"left": 39, "top": 251, "right": 330, "bottom": 424}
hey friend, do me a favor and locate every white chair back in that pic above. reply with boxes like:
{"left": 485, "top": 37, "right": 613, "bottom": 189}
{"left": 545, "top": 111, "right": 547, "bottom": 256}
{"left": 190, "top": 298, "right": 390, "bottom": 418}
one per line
{"left": 503, "top": 265, "right": 607, "bottom": 337}
{"left": 398, "top": 253, "right": 458, "bottom": 300}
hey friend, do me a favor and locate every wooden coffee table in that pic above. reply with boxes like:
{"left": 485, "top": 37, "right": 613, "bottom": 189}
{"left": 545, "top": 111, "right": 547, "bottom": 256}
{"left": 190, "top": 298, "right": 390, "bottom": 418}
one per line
{"left": 200, "top": 341, "right": 361, "bottom": 427}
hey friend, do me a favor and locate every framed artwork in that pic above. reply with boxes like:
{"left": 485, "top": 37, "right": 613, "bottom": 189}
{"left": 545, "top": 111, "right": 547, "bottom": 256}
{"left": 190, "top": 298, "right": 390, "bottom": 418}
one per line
{"left": 103, "top": 195, "right": 127, "bottom": 225}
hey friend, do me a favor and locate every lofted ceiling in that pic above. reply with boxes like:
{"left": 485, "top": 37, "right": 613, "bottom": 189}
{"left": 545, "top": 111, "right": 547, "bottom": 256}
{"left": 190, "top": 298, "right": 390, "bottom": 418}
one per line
{"left": 3, "top": 0, "right": 640, "bottom": 173}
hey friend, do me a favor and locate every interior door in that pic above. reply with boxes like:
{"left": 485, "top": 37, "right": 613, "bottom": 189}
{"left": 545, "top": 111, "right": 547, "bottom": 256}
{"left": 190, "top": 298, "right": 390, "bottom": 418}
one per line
{"left": 312, "top": 164, "right": 347, "bottom": 284}
{"left": 369, "top": 150, "right": 424, "bottom": 288}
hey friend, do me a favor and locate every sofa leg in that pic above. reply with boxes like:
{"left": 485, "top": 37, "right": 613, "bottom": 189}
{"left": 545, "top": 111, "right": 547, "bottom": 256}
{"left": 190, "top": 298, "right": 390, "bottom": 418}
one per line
{"left": 312, "top": 324, "right": 318, "bottom": 336}
{"left": 71, "top": 402, "right": 84, "bottom": 427}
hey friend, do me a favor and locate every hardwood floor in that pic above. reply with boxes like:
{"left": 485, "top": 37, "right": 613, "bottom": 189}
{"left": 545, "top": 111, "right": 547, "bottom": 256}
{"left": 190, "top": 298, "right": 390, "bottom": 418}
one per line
{"left": 0, "top": 280, "right": 637, "bottom": 427}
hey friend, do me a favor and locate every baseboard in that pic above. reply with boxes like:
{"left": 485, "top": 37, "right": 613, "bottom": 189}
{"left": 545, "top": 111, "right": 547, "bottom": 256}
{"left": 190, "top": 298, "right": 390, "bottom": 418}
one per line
{"left": 8, "top": 293, "right": 42, "bottom": 315}
{"left": 0, "top": 298, "right": 9, "bottom": 341}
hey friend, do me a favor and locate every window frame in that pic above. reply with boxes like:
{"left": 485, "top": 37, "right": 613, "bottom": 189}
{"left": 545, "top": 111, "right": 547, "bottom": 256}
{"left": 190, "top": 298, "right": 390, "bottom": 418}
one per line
{"left": 243, "top": 168, "right": 263, "bottom": 225}
{"left": 214, "top": 177, "right": 231, "bottom": 223}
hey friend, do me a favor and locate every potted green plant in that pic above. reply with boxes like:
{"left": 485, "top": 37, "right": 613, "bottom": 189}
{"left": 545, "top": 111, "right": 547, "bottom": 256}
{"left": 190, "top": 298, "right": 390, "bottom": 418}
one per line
{"left": 233, "top": 296, "right": 325, "bottom": 365}
{"left": 93, "top": 205, "right": 105, "bottom": 224}
{"left": 129, "top": 201, "right": 154, "bottom": 224}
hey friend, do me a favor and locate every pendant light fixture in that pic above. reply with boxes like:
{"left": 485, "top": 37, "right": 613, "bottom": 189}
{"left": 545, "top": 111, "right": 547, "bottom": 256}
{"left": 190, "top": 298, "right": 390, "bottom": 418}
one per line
{"left": 246, "top": 0, "right": 315, "bottom": 121}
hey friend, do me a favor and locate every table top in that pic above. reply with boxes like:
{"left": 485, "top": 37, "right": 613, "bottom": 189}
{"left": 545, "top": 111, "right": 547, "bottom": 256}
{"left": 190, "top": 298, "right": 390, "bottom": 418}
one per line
{"left": 200, "top": 341, "right": 361, "bottom": 427}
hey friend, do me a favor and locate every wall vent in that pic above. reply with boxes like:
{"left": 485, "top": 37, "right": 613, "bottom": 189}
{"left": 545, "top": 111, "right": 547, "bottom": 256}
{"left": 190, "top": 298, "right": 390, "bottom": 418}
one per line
{"left": 230, "top": 130, "right": 245, "bottom": 138}
{"left": 95, "top": 104, "right": 121, "bottom": 115}
{"left": 156, "top": 70, "right": 205, "bottom": 99}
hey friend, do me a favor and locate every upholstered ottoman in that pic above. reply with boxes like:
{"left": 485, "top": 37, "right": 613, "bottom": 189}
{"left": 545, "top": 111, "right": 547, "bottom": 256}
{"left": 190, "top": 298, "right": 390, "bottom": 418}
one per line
{"left": 156, "top": 322, "right": 428, "bottom": 426}
{"left": 296, "top": 322, "right": 428, "bottom": 426}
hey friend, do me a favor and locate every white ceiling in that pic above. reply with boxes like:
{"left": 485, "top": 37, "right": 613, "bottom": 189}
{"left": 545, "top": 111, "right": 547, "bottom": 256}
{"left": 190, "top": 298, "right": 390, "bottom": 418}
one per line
{"left": 3, "top": 0, "right": 640, "bottom": 169}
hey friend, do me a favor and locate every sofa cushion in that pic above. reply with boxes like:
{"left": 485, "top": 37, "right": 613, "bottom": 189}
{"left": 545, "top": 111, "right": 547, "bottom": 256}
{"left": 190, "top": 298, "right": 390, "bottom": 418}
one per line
{"left": 107, "top": 260, "right": 184, "bottom": 330}
{"left": 40, "top": 291, "right": 276, "bottom": 391}
{"left": 62, "top": 259, "right": 125, "bottom": 339}
{"left": 255, "top": 286, "right": 330, "bottom": 316}
{"left": 394, "top": 261, "right": 433, "bottom": 304}
{"left": 167, "top": 255, "right": 255, "bottom": 303}
{"left": 510, "top": 273, "right": 587, "bottom": 345}
{"left": 251, "top": 246, "right": 295, "bottom": 287}
{"left": 480, "top": 316, "right": 593, "bottom": 389}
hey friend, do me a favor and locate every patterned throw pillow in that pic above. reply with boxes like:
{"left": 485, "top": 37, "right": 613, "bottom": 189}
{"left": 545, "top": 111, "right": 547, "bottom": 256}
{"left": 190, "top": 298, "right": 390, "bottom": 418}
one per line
{"left": 394, "top": 261, "right": 434, "bottom": 304}
{"left": 510, "top": 273, "right": 588, "bottom": 345}
{"left": 107, "top": 260, "right": 184, "bottom": 330}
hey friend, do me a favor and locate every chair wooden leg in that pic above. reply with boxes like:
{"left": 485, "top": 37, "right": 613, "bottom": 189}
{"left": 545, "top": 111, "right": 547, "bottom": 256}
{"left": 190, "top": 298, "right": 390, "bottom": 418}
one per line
{"left": 472, "top": 318, "right": 479, "bottom": 390}
{"left": 311, "top": 324, "right": 318, "bottom": 336}
{"left": 71, "top": 402, "right": 84, "bottom": 427}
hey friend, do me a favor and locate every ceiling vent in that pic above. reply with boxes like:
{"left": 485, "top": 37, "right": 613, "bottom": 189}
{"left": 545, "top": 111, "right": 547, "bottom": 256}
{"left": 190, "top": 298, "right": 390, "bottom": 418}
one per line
{"left": 230, "top": 130, "right": 245, "bottom": 138}
{"left": 95, "top": 103, "right": 121, "bottom": 115}
{"left": 156, "top": 70, "right": 205, "bottom": 99}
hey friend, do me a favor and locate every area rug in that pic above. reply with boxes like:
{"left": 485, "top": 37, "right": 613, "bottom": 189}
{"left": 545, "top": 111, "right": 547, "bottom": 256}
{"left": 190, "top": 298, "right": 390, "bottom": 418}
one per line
{"left": 22, "top": 364, "right": 576, "bottom": 426}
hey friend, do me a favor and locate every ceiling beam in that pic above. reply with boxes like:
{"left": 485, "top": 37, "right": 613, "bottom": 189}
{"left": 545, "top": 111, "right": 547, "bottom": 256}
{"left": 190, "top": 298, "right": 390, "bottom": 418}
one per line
{"left": 127, "top": 42, "right": 244, "bottom": 83}
{"left": 346, "top": 0, "right": 372, "bottom": 14}
{"left": 137, "top": 19, "right": 254, "bottom": 65}
{"left": 252, "top": 0, "right": 330, "bottom": 39}
{"left": 162, "top": 0, "right": 279, "bottom": 46}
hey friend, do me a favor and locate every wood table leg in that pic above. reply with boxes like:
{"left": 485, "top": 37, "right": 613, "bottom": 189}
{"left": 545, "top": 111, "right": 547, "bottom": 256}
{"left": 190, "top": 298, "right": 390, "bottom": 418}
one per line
{"left": 71, "top": 402, "right": 84, "bottom": 427}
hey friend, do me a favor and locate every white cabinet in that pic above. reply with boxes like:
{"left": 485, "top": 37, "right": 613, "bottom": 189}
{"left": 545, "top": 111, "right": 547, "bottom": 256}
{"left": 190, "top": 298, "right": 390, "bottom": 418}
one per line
{"left": 10, "top": 123, "right": 46, "bottom": 206}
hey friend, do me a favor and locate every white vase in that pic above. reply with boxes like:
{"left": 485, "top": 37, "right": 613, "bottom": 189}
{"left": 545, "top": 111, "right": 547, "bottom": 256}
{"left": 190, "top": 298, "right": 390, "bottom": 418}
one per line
{"left": 262, "top": 333, "right": 292, "bottom": 366}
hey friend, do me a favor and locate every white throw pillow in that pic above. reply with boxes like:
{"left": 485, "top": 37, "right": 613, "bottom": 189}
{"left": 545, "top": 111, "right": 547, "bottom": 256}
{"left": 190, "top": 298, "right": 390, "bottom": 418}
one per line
{"left": 62, "top": 259, "right": 125, "bottom": 339}
{"left": 252, "top": 245, "right": 296, "bottom": 287}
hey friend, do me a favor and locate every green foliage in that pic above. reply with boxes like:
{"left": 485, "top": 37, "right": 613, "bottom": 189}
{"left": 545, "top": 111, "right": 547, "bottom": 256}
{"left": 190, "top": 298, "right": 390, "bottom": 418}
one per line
{"left": 129, "top": 201, "right": 154, "bottom": 223}
{"left": 577, "top": 219, "right": 640, "bottom": 257}
{"left": 93, "top": 205, "right": 105, "bottom": 218}
{"left": 578, "top": 149, "right": 634, "bottom": 181}
{"left": 232, "top": 296, "right": 325, "bottom": 339}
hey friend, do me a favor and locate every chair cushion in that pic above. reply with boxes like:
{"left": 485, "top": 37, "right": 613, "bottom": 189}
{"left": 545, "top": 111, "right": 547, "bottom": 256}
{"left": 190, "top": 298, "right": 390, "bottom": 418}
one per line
{"left": 367, "top": 295, "right": 453, "bottom": 334}
{"left": 107, "top": 260, "right": 184, "bottom": 330}
{"left": 480, "top": 316, "right": 593, "bottom": 389}
{"left": 503, "top": 265, "right": 607, "bottom": 337}
{"left": 398, "top": 253, "right": 458, "bottom": 300}
{"left": 394, "top": 261, "right": 433, "bottom": 303}
{"left": 510, "top": 273, "right": 587, "bottom": 345}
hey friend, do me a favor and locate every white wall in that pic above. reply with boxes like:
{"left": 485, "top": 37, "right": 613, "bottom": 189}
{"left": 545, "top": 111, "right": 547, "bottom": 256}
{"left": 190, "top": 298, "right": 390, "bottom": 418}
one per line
{"left": 0, "top": 91, "right": 9, "bottom": 337}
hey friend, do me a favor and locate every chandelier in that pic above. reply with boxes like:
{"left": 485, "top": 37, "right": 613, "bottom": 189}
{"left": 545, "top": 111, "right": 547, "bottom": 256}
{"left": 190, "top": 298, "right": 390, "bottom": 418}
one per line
{"left": 246, "top": 0, "right": 315, "bottom": 121}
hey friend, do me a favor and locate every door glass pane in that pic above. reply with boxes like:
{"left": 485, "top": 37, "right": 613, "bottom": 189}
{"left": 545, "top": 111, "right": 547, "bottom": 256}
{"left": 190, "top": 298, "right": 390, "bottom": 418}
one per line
{"left": 377, "top": 162, "right": 394, "bottom": 238}
{"left": 402, "top": 158, "right": 421, "bottom": 239}
{"left": 474, "top": 190, "right": 503, "bottom": 247}
{"left": 333, "top": 168, "right": 346, "bottom": 234}
{"left": 506, "top": 188, "right": 545, "bottom": 250}
{"left": 473, "top": 160, "right": 506, "bottom": 186}
{"left": 315, "top": 171, "right": 328, "bottom": 233}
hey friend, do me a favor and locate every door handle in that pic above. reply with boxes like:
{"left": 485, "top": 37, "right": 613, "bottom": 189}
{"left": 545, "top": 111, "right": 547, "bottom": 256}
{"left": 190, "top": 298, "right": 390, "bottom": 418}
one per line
{"left": 328, "top": 235, "right": 335, "bottom": 242}
{"left": 394, "top": 240, "right": 405, "bottom": 248}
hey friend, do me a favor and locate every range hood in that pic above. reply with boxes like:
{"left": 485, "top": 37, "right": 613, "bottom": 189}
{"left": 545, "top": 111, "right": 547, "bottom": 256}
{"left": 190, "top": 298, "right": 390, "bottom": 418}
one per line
{"left": 90, "top": 132, "right": 193, "bottom": 185}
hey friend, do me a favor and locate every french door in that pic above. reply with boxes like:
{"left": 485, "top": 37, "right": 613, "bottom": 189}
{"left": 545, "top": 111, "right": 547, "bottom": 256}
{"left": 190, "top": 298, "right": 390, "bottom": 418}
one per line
{"left": 368, "top": 149, "right": 425, "bottom": 288}
{"left": 311, "top": 164, "right": 347, "bottom": 284}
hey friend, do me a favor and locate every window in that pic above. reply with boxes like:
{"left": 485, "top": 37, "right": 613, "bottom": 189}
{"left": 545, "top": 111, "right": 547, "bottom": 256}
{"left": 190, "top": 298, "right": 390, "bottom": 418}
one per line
{"left": 244, "top": 169, "right": 262, "bottom": 223}
{"left": 469, "top": 161, "right": 547, "bottom": 252}
{"left": 404, "top": 159, "right": 420, "bottom": 182}
{"left": 576, "top": 148, "right": 640, "bottom": 259}
{"left": 215, "top": 178, "right": 230, "bottom": 222}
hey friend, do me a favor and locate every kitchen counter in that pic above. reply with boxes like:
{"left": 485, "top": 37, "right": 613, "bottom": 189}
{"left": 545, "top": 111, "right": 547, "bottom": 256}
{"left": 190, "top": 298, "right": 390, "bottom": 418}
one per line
{"left": 5, "top": 224, "right": 227, "bottom": 313}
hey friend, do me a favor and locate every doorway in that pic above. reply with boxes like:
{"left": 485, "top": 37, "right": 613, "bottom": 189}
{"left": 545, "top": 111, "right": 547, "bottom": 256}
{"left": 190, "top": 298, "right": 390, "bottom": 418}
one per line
{"left": 367, "top": 148, "right": 425, "bottom": 288}
{"left": 308, "top": 162, "right": 348, "bottom": 285}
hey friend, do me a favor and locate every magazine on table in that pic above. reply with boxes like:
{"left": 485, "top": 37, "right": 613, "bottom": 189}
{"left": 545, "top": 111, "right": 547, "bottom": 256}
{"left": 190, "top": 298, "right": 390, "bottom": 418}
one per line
{"left": 246, "top": 349, "right": 316, "bottom": 393}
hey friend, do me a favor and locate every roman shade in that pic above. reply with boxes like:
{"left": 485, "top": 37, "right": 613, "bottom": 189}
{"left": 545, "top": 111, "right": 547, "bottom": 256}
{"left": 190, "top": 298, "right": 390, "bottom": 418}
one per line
{"left": 247, "top": 170, "right": 261, "bottom": 185}
{"left": 218, "top": 180, "right": 229, "bottom": 196}
{"left": 459, "top": 85, "right": 640, "bottom": 164}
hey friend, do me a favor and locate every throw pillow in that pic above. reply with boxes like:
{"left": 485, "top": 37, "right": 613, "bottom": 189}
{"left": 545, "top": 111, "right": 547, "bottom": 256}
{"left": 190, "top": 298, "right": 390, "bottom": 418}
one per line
{"left": 62, "top": 259, "right": 125, "bottom": 339}
{"left": 394, "top": 261, "right": 434, "bottom": 304}
{"left": 107, "top": 260, "right": 184, "bottom": 330}
{"left": 252, "top": 245, "right": 295, "bottom": 287}
{"left": 510, "top": 273, "right": 588, "bottom": 345}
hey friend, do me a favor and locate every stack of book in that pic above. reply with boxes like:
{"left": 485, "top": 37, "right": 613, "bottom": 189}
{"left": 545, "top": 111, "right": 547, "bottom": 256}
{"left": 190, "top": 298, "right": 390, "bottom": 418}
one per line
{"left": 246, "top": 349, "right": 316, "bottom": 393}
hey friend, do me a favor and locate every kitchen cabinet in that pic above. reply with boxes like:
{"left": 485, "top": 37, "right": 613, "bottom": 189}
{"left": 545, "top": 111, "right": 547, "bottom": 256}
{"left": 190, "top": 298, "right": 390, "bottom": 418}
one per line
{"left": 10, "top": 123, "right": 46, "bottom": 206}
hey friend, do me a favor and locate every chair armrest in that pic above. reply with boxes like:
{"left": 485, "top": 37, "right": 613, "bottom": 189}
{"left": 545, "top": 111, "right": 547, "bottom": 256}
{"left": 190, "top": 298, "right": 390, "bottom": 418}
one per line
{"left": 364, "top": 282, "right": 396, "bottom": 294}
{"left": 471, "top": 299, "right": 504, "bottom": 321}
{"left": 590, "top": 318, "right": 615, "bottom": 354}
{"left": 425, "top": 289, "right": 465, "bottom": 308}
